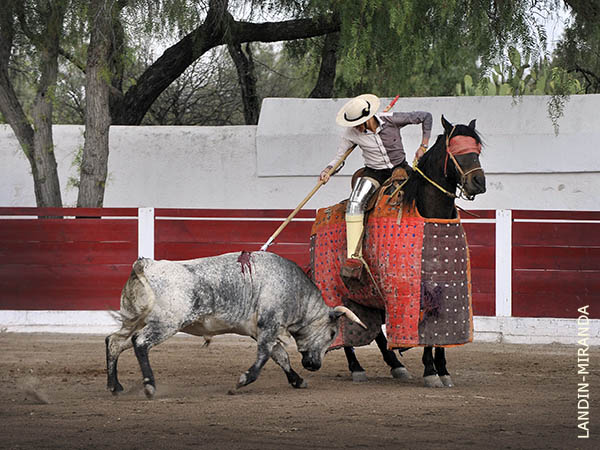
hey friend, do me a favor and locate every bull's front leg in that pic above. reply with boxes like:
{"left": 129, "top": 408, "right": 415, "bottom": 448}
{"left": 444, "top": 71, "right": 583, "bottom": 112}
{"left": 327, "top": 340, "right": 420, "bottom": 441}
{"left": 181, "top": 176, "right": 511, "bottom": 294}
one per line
{"left": 236, "top": 331, "right": 277, "bottom": 389}
{"left": 270, "top": 343, "right": 307, "bottom": 389}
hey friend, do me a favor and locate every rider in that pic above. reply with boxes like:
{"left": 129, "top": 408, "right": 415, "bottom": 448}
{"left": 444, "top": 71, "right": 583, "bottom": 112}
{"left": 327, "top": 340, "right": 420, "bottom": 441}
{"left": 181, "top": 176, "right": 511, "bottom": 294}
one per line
{"left": 320, "top": 94, "right": 432, "bottom": 280}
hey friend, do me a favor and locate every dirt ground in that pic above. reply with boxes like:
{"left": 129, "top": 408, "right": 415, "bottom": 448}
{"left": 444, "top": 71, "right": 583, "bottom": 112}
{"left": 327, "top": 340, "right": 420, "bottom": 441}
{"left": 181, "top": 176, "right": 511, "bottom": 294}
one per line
{"left": 0, "top": 333, "right": 597, "bottom": 449}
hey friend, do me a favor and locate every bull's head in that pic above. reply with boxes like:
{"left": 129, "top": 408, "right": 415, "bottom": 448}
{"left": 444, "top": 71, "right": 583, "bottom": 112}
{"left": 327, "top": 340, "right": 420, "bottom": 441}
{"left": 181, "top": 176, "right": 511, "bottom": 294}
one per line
{"left": 295, "top": 306, "right": 366, "bottom": 372}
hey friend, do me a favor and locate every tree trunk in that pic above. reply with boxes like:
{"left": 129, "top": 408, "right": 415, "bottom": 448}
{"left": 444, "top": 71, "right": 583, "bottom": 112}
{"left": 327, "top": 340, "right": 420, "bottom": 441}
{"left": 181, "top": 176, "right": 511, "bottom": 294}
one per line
{"left": 0, "top": 0, "right": 64, "bottom": 207}
{"left": 110, "top": 11, "right": 340, "bottom": 125}
{"left": 77, "top": 0, "right": 121, "bottom": 208}
{"left": 310, "top": 31, "right": 340, "bottom": 98}
{"left": 228, "top": 42, "right": 260, "bottom": 125}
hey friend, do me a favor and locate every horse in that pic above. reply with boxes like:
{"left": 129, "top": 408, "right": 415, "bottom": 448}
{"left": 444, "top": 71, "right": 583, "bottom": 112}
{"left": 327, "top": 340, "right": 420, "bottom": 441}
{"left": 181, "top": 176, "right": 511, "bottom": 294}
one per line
{"left": 310, "top": 115, "right": 486, "bottom": 388}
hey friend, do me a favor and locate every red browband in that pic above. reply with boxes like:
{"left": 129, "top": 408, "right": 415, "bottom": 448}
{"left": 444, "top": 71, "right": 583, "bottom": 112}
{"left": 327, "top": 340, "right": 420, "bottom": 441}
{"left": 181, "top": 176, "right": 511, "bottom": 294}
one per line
{"left": 447, "top": 135, "right": 481, "bottom": 155}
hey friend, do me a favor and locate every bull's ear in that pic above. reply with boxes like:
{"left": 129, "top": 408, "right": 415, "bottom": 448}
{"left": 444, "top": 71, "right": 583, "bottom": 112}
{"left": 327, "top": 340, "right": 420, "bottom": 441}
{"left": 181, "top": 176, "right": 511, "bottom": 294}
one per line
{"left": 329, "top": 310, "right": 345, "bottom": 321}
{"left": 441, "top": 115, "right": 453, "bottom": 134}
{"left": 468, "top": 119, "right": 476, "bottom": 130}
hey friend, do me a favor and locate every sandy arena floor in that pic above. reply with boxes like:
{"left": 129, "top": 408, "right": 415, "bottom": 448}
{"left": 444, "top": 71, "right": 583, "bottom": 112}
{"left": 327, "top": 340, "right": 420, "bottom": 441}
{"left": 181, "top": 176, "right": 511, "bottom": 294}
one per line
{"left": 0, "top": 332, "right": 597, "bottom": 449}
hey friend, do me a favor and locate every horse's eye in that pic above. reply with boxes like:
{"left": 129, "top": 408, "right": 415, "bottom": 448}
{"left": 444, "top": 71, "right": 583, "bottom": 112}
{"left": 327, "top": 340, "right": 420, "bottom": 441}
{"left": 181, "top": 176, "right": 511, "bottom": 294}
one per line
{"left": 330, "top": 330, "right": 336, "bottom": 339}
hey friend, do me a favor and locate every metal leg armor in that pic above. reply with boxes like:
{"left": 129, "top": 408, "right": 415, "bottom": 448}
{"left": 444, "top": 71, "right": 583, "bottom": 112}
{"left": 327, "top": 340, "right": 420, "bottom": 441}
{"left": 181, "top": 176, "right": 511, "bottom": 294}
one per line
{"left": 342, "top": 177, "right": 380, "bottom": 281}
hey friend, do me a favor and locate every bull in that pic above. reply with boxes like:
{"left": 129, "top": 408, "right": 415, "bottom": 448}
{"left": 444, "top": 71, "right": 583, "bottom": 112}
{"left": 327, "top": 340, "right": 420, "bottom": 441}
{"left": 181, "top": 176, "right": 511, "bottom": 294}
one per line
{"left": 105, "top": 251, "right": 366, "bottom": 397}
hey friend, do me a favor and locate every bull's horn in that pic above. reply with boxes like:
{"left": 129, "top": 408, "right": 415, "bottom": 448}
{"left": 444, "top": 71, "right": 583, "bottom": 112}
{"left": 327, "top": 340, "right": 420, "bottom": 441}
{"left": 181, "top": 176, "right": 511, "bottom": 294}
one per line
{"left": 333, "top": 306, "right": 368, "bottom": 329}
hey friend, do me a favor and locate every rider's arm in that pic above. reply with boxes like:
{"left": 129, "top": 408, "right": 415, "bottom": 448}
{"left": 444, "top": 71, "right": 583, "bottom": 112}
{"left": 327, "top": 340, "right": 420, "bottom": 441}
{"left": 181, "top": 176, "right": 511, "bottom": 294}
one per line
{"left": 390, "top": 111, "right": 432, "bottom": 161}
{"left": 320, "top": 135, "right": 354, "bottom": 183}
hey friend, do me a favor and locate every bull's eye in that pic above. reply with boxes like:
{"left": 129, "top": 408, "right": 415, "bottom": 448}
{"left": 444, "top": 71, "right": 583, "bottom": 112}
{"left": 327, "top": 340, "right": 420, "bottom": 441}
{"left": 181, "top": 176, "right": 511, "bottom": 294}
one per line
{"left": 330, "top": 330, "right": 336, "bottom": 339}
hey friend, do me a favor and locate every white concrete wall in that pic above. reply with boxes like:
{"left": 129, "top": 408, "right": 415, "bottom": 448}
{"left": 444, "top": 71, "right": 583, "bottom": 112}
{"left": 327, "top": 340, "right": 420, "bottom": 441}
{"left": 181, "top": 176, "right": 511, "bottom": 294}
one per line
{"left": 1, "top": 95, "right": 599, "bottom": 211}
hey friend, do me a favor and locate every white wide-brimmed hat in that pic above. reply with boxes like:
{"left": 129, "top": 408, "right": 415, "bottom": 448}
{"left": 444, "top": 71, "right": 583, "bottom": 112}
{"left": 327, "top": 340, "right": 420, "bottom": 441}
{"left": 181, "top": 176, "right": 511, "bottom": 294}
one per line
{"left": 335, "top": 94, "right": 380, "bottom": 127}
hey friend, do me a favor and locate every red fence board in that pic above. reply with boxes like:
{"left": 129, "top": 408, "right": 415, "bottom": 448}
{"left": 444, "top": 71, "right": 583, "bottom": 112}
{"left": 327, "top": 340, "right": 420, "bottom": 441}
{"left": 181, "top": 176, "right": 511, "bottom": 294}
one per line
{"left": 0, "top": 219, "right": 137, "bottom": 243}
{"left": 513, "top": 210, "right": 600, "bottom": 220}
{"left": 0, "top": 264, "right": 131, "bottom": 310}
{"left": 0, "top": 241, "right": 136, "bottom": 265}
{"left": 472, "top": 293, "right": 495, "bottom": 316}
{"left": 155, "top": 208, "right": 316, "bottom": 219}
{"left": 512, "top": 293, "right": 596, "bottom": 319}
{"left": 513, "top": 247, "right": 600, "bottom": 270}
{"left": 0, "top": 207, "right": 138, "bottom": 217}
{"left": 462, "top": 222, "right": 495, "bottom": 246}
{"left": 512, "top": 270, "right": 599, "bottom": 319}
{"left": 513, "top": 222, "right": 600, "bottom": 247}
{"left": 156, "top": 219, "right": 313, "bottom": 244}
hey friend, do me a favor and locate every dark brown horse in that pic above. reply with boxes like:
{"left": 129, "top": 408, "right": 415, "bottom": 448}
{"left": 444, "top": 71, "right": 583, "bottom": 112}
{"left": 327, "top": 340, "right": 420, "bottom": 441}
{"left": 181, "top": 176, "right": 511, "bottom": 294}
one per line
{"left": 311, "top": 115, "right": 486, "bottom": 387}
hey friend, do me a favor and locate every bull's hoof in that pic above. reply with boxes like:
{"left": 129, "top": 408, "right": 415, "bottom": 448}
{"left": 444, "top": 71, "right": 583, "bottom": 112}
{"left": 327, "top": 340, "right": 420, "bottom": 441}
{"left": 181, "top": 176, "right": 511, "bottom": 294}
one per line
{"left": 352, "top": 371, "right": 368, "bottom": 383}
{"left": 143, "top": 383, "right": 156, "bottom": 399}
{"left": 292, "top": 379, "right": 308, "bottom": 389}
{"left": 423, "top": 375, "right": 444, "bottom": 388}
{"left": 440, "top": 375, "right": 454, "bottom": 387}
{"left": 391, "top": 367, "right": 412, "bottom": 380}
{"left": 143, "top": 378, "right": 155, "bottom": 399}
{"left": 237, "top": 372, "right": 249, "bottom": 389}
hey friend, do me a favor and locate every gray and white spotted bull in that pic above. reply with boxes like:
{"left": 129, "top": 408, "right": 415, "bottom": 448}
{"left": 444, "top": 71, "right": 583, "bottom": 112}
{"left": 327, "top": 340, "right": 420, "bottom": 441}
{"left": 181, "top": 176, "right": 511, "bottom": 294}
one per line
{"left": 106, "top": 251, "right": 366, "bottom": 397}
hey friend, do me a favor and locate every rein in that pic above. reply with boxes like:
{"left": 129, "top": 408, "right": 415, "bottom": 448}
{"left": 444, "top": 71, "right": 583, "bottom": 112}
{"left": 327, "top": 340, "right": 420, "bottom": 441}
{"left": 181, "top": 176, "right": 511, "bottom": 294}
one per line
{"left": 415, "top": 126, "right": 483, "bottom": 201}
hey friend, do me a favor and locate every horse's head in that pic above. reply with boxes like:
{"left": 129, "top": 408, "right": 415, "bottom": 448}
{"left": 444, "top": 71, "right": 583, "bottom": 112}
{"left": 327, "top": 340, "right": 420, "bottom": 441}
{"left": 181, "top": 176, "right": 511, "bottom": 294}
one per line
{"left": 441, "top": 115, "right": 486, "bottom": 200}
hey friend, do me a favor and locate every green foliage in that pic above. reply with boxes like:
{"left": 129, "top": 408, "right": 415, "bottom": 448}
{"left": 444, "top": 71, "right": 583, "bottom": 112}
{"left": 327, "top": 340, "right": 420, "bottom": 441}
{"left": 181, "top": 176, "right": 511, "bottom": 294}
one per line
{"left": 552, "top": 6, "right": 600, "bottom": 94}
{"left": 455, "top": 48, "right": 583, "bottom": 134}
{"left": 293, "top": 0, "right": 559, "bottom": 98}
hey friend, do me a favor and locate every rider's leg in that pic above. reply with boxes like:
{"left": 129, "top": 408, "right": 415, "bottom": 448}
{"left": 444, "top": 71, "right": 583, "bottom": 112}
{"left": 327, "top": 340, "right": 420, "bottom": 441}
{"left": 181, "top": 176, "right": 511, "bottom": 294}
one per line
{"left": 344, "top": 176, "right": 379, "bottom": 268}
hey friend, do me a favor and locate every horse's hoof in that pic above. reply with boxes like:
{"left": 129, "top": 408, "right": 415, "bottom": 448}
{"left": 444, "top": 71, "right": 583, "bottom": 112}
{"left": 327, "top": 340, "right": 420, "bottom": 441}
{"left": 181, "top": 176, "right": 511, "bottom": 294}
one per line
{"left": 293, "top": 379, "right": 308, "bottom": 389}
{"left": 440, "top": 375, "right": 454, "bottom": 387}
{"left": 423, "top": 375, "right": 444, "bottom": 388}
{"left": 143, "top": 383, "right": 156, "bottom": 399}
{"left": 108, "top": 383, "right": 124, "bottom": 395}
{"left": 391, "top": 367, "right": 412, "bottom": 380}
{"left": 352, "top": 371, "right": 368, "bottom": 383}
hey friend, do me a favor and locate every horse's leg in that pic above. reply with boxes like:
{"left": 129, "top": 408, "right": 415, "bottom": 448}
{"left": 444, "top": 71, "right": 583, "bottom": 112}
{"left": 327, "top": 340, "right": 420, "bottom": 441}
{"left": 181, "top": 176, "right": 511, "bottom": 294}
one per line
{"left": 374, "top": 332, "right": 412, "bottom": 380}
{"left": 422, "top": 346, "right": 443, "bottom": 388}
{"left": 344, "top": 346, "right": 368, "bottom": 382}
{"left": 434, "top": 347, "right": 454, "bottom": 387}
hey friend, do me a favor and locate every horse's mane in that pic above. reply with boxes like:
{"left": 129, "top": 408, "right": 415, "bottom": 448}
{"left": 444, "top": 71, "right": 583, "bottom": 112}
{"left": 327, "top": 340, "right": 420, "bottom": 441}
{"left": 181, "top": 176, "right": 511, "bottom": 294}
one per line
{"left": 402, "top": 124, "right": 483, "bottom": 208}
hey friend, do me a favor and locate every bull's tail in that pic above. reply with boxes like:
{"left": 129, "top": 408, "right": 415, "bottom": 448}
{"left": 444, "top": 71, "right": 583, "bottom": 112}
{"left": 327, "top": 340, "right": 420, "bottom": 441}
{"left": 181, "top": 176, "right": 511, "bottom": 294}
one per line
{"left": 115, "top": 258, "right": 156, "bottom": 339}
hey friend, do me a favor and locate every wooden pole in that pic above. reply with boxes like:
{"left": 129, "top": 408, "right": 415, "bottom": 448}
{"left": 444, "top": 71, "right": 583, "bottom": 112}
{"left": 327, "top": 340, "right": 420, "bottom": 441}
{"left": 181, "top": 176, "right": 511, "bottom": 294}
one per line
{"left": 259, "top": 146, "right": 355, "bottom": 251}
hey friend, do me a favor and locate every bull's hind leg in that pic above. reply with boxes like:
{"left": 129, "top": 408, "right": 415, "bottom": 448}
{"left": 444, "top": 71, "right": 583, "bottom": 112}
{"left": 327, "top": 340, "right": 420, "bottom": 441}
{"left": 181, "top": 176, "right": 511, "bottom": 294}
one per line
{"left": 374, "top": 332, "right": 412, "bottom": 380}
{"left": 270, "top": 343, "right": 307, "bottom": 389}
{"left": 422, "top": 346, "right": 444, "bottom": 388}
{"left": 105, "top": 332, "right": 133, "bottom": 394}
{"left": 131, "top": 323, "right": 179, "bottom": 399}
{"left": 434, "top": 347, "right": 453, "bottom": 387}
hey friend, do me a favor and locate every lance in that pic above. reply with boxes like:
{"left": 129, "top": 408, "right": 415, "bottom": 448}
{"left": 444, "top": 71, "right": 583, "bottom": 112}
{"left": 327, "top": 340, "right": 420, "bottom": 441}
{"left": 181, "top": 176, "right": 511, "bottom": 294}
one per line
{"left": 259, "top": 146, "right": 354, "bottom": 252}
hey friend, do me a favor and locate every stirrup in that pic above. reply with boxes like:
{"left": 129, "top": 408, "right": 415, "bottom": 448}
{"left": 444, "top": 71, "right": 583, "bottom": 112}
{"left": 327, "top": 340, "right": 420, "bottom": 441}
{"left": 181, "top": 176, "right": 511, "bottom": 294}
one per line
{"left": 341, "top": 257, "right": 367, "bottom": 289}
{"left": 341, "top": 257, "right": 363, "bottom": 279}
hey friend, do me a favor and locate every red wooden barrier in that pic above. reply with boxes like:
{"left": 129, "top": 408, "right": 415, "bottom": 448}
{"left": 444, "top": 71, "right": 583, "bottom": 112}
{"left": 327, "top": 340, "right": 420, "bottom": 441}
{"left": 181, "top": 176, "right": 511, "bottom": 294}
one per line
{"left": 512, "top": 210, "right": 600, "bottom": 319}
{"left": 1, "top": 207, "right": 597, "bottom": 319}
{"left": 462, "top": 220, "right": 495, "bottom": 316}
{"left": 0, "top": 208, "right": 137, "bottom": 310}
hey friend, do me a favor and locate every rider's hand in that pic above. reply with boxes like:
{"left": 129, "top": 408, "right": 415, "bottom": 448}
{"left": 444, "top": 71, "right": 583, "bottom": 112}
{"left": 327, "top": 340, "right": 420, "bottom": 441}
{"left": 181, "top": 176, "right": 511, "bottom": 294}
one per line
{"left": 415, "top": 145, "right": 427, "bottom": 161}
{"left": 320, "top": 166, "right": 333, "bottom": 183}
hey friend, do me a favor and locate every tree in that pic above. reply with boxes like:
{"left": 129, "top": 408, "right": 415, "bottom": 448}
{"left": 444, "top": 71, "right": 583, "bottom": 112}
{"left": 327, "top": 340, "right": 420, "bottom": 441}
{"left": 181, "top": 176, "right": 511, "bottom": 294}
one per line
{"left": 553, "top": 1, "right": 600, "bottom": 93}
{"left": 77, "top": 0, "right": 127, "bottom": 207}
{"left": 0, "top": 0, "right": 66, "bottom": 207}
{"left": 3, "top": 0, "right": 592, "bottom": 208}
